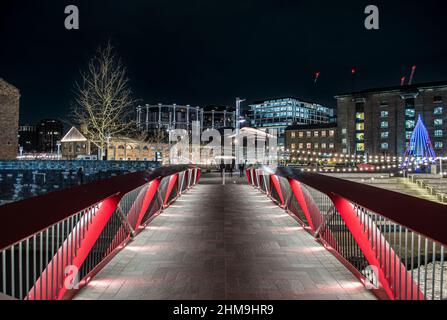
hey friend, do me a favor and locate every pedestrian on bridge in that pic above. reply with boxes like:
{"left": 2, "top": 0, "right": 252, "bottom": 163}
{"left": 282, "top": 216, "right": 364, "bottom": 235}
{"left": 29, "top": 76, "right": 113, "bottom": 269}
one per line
{"left": 77, "top": 167, "right": 85, "bottom": 185}
{"left": 220, "top": 162, "right": 225, "bottom": 178}
{"left": 239, "top": 161, "right": 246, "bottom": 177}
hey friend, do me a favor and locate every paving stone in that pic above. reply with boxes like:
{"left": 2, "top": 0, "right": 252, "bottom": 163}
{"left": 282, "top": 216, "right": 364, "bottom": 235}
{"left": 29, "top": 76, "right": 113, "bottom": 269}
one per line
{"left": 75, "top": 173, "right": 376, "bottom": 300}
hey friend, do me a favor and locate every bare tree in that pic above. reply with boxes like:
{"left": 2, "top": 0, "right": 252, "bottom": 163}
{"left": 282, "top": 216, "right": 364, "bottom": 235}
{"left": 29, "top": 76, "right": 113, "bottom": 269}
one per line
{"left": 72, "top": 41, "right": 137, "bottom": 159}
{"left": 146, "top": 128, "right": 169, "bottom": 162}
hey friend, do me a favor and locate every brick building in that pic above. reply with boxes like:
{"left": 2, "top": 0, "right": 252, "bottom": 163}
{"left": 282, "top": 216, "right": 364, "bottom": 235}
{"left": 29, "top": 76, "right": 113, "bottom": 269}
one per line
{"left": 107, "top": 138, "right": 169, "bottom": 162}
{"left": 285, "top": 123, "right": 338, "bottom": 154}
{"left": 249, "top": 97, "right": 335, "bottom": 148}
{"left": 0, "top": 79, "right": 20, "bottom": 160}
{"left": 336, "top": 81, "right": 447, "bottom": 157}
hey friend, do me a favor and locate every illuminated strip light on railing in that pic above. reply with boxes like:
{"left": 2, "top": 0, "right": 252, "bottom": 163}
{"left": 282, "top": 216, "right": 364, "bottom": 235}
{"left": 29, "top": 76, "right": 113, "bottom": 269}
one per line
{"left": 0, "top": 165, "right": 201, "bottom": 300}
{"left": 246, "top": 166, "right": 447, "bottom": 300}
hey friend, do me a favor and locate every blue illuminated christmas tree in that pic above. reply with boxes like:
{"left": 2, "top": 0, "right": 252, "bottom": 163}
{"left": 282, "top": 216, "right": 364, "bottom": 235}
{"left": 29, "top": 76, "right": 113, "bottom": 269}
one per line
{"left": 402, "top": 114, "right": 437, "bottom": 168}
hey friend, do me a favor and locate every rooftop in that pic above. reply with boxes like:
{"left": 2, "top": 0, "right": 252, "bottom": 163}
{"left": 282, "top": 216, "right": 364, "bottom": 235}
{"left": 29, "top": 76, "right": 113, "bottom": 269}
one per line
{"left": 335, "top": 80, "right": 447, "bottom": 98}
{"left": 61, "top": 127, "right": 87, "bottom": 143}
{"left": 250, "top": 96, "right": 326, "bottom": 106}
{"left": 0, "top": 78, "right": 20, "bottom": 97}
{"left": 285, "top": 123, "right": 337, "bottom": 131}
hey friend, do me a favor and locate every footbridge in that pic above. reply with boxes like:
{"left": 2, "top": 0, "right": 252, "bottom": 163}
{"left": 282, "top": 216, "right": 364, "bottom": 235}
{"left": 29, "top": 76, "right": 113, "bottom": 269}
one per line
{"left": 0, "top": 165, "right": 446, "bottom": 300}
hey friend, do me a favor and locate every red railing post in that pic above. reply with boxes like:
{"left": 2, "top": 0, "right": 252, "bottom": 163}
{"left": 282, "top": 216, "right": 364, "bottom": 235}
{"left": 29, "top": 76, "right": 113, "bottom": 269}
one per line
{"left": 134, "top": 178, "right": 161, "bottom": 230}
{"left": 164, "top": 173, "right": 179, "bottom": 206}
{"left": 329, "top": 194, "right": 423, "bottom": 300}
{"left": 27, "top": 195, "right": 120, "bottom": 300}
{"left": 270, "top": 174, "right": 285, "bottom": 206}
{"left": 246, "top": 169, "right": 252, "bottom": 185}
{"left": 288, "top": 178, "right": 317, "bottom": 232}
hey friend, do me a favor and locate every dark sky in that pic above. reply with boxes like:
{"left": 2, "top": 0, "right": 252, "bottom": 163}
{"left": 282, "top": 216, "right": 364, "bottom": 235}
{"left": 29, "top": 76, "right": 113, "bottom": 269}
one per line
{"left": 0, "top": 0, "right": 446, "bottom": 125}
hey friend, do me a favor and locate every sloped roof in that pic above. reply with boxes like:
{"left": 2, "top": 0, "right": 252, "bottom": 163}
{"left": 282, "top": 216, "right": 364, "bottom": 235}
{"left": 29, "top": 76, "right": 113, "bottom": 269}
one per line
{"left": 61, "top": 127, "right": 88, "bottom": 142}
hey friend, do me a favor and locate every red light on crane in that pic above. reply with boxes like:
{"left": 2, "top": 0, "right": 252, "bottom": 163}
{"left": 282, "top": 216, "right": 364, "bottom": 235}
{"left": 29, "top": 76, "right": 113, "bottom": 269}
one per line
{"left": 401, "top": 76, "right": 406, "bottom": 86}
{"left": 314, "top": 71, "right": 321, "bottom": 83}
{"left": 409, "top": 65, "right": 417, "bottom": 85}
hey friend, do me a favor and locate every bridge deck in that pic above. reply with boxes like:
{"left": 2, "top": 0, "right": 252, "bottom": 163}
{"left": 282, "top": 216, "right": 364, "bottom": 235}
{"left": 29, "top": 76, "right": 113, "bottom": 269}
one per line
{"left": 75, "top": 174, "right": 375, "bottom": 300}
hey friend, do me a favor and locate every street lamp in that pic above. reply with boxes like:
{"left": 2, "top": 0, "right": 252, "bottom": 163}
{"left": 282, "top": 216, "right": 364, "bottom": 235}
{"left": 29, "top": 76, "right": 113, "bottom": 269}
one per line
{"left": 167, "top": 112, "right": 173, "bottom": 165}
{"left": 56, "top": 141, "right": 61, "bottom": 160}
{"left": 440, "top": 157, "right": 444, "bottom": 178}
{"left": 236, "top": 97, "right": 246, "bottom": 167}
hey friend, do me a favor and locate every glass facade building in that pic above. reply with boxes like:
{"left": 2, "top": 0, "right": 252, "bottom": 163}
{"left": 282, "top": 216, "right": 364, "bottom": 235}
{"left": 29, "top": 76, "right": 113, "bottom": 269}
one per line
{"left": 249, "top": 97, "right": 335, "bottom": 147}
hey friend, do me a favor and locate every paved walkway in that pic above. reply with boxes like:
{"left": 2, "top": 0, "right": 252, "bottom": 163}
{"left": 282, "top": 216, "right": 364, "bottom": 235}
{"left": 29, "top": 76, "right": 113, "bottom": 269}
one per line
{"left": 75, "top": 173, "right": 375, "bottom": 300}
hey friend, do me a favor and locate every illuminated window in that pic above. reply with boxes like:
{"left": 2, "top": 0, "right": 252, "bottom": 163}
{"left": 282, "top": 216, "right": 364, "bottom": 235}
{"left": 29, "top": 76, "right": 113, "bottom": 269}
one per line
{"left": 291, "top": 143, "right": 296, "bottom": 149}
{"left": 314, "top": 143, "right": 319, "bottom": 149}
{"left": 381, "top": 143, "right": 389, "bottom": 150}
{"left": 307, "top": 131, "right": 312, "bottom": 138}
{"left": 341, "top": 128, "right": 347, "bottom": 135}
{"left": 329, "top": 130, "right": 335, "bottom": 137}
{"left": 356, "top": 112, "right": 365, "bottom": 121}
{"left": 314, "top": 131, "right": 319, "bottom": 137}
{"left": 434, "top": 119, "right": 443, "bottom": 126}
{"left": 356, "top": 123, "right": 365, "bottom": 130}
{"left": 380, "top": 121, "right": 388, "bottom": 129}
{"left": 342, "top": 138, "right": 347, "bottom": 145}
{"left": 435, "top": 141, "right": 444, "bottom": 149}
{"left": 381, "top": 111, "right": 389, "bottom": 118}
{"left": 406, "top": 131, "right": 413, "bottom": 140}
{"left": 306, "top": 143, "right": 312, "bottom": 149}
{"left": 434, "top": 107, "right": 443, "bottom": 115}
{"left": 291, "top": 132, "right": 296, "bottom": 138}
{"left": 342, "top": 148, "right": 347, "bottom": 154}
{"left": 356, "top": 133, "right": 364, "bottom": 141}
{"left": 405, "top": 120, "right": 415, "bottom": 129}
{"left": 381, "top": 132, "right": 389, "bottom": 139}
{"left": 299, "top": 132, "right": 304, "bottom": 138}
{"left": 321, "top": 143, "right": 327, "bottom": 149}
{"left": 329, "top": 143, "right": 335, "bottom": 149}
{"left": 405, "top": 109, "right": 415, "bottom": 117}
{"left": 321, "top": 131, "right": 327, "bottom": 137}
{"left": 356, "top": 143, "right": 365, "bottom": 152}
{"left": 299, "top": 143, "right": 304, "bottom": 149}
{"left": 434, "top": 130, "right": 443, "bottom": 137}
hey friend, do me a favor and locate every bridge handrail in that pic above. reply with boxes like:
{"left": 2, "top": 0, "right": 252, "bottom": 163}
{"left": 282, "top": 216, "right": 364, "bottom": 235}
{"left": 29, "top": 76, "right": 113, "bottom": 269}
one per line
{"left": 0, "top": 164, "right": 200, "bottom": 300}
{"left": 276, "top": 167, "right": 447, "bottom": 247}
{"left": 0, "top": 165, "right": 195, "bottom": 251}
{"left": 247, "top": 166, "right": 446, "bottom": 300}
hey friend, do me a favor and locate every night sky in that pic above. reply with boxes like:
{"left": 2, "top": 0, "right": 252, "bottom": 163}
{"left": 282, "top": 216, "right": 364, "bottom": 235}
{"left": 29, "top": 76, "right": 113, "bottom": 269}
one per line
{"left": 0, "top": 0, "right": 446, "bottom": 125}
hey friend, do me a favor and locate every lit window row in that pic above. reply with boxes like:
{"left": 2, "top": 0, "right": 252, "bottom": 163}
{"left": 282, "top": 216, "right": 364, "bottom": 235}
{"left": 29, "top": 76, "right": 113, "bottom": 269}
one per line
{"left": 292, "top": 143, "right": 335, "bottom": 150}
{"left": 291, "top": 130, "right": 335, "bottom": 138}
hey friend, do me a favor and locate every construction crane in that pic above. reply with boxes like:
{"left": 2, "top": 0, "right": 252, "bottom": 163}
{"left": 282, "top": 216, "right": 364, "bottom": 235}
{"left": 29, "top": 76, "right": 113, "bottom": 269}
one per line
{"left": 408, "top": 65, "right": 417, "bottom": 85}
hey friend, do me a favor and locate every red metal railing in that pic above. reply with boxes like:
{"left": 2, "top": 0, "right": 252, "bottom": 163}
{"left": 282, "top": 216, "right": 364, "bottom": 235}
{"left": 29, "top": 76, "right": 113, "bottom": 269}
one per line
{"left": 247, "top": 166, "right": 447, "bottom": 300}
{"left": 0, "top": 165, "right": 201, "bottom": 300}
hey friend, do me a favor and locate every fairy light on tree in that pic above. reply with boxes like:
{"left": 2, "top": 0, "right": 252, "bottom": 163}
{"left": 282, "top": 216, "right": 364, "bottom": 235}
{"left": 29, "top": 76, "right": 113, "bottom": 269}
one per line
{"left": 402, "top": 114, "right": 437, "bottom": 170}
